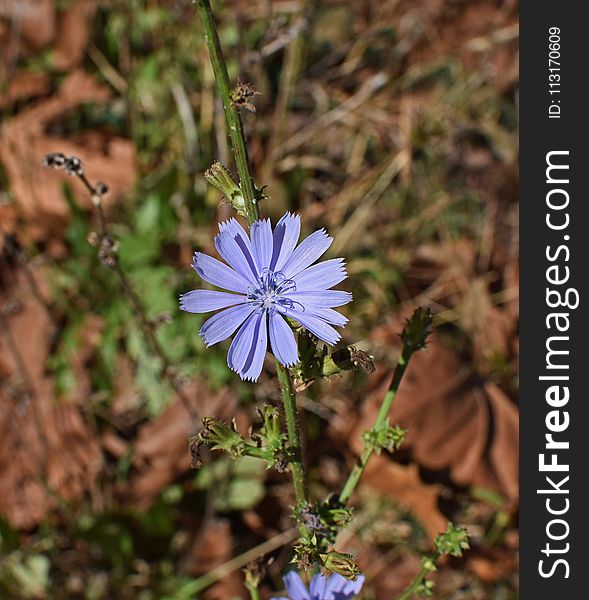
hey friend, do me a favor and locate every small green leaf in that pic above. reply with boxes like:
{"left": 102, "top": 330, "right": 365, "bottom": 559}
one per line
{"left": 217, "top": 477, "right": 265, "bottom": 512}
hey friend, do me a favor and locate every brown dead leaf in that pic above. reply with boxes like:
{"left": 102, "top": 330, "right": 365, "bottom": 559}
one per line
{"left": 0, "top": 70, "right": 51, "bottom": 109}
{"left": 349, "top": 540, "right": 421, "bottom": 600}
{"left": 110, "top": 355, "right": 140, "bottom": 416}
{"left": 188, "top": 519, "right": 233, "bottom": 574}
{"left": 0, "top": 69, "right": 136, "bottom": 240}
{"left": 404, "top": 238, "right": 518, "bottom": 376}
{"left": 467, "top": 547, "right": 519, "bottom": 582}
{"left": 53, "top": 1, "right": 96, "bottom": 70}
{"left": 363, "top": 459, "right": 447, "bottom": 540}
{"left": 101, "top": 430, "right": 129, "bottom": 459}
{"left": 369, "top": 554, "right": 422, "bottom": 599}
{"left": 0, "top": 267, "right": 102, "bottom": 528}
{"left": 193, "top": 521, "right": 243, "bottom": 600}
{"left": 123, "top": 381, "right": 242, "bottom": 509}
{"left": 0, "top": 0, "right": 56, "bottom": 53}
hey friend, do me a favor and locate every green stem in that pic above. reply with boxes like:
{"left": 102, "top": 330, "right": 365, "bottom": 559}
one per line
{"left": 276, "top": 361, "right": 308, "bottom": 507}
{"left": 197, "top": 0, "right": 310, "bottom": 546}
{"left": 196, "top": 0, "right": 259, "bottom": 224}
{"left": 244, "top": 445, "right": 272, "bottom": 461}
{"left": 396, "top": 563, "right": 430, "bottom": 600}
{"left": 338, "top": 346, "right": 412, "bottom": 505}
{"left": 247, "top": 586, "right": 261, "bottom": 600}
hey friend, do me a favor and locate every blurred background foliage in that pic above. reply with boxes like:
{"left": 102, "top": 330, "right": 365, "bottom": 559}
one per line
{"left": 0, "top": 0, "right": 518, "bottom": 598}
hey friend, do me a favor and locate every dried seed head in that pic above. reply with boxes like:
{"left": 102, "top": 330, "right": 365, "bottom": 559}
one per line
{"left": 188, "top": 435, "right": 203, "bottom": 469}
{"left": 230, "top": 79, "right": 261, "bottom": 112}
{"left": 95, "top": 182, "right": 109, "bottom": 196}
{"left": 43, "top": 153, "right": 66, "bottom": 168}
{"left": 64, "top": 156, "right": 84, "bottom": 177}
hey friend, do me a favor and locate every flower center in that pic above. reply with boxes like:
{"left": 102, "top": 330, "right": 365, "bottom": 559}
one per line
{"left": 247, "top": 269, "right": 297, "bottom": 312}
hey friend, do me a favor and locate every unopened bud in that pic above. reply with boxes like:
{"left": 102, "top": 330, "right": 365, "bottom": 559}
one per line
{"left": 421, "top": 556, "right": 437, "bottom": 573}
{"left": 434, "top": 522, "right": 470, "bottom": 557}
{"left": 204, "top": 162, "right": 247, "bottom": 218}
{"left": 64, "top": 155, "right": 83, "bottom": 177}
{"left": 95, "top": 182, "right": 109, "bottom": 196}
{"left": 363, "top": 420, "right": 406, "bottom": 454}
{"left": 401, "top": 307, "right": 433, "bottom": 352}
{"left": 243, "top": 559, "right": 264, "bottom": 592}
{"left": 199, "top": 417, "right": 245, "bottom": 458}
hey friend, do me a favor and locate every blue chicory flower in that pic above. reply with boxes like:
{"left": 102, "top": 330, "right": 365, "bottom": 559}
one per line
{"left": 180, "top": 213, "right": 351, "bottom": 381}
{"left": 272, "top": 571, "right": 365, "bottom": 600}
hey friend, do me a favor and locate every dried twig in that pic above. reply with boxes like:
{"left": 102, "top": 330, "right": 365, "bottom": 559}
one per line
{"left": 43, "top": 153, "right": 198, "bottom": 421}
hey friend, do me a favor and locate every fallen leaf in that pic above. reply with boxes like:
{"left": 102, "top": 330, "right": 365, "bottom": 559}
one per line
{"left": 0, "top": 70, "right": 51, "bottom": 109}
{"left": 0, "top": 0, "right": 56, "bottom": 53}
{"left": 180, "top": 519, "right": 244, "bottom": 600}
{"left": 0, "top": 268, "right": 102, "bottom": 528}
{"left": 0, "top": 69, "right": 136, "bottom": 240}
{"left": 123, "top": 381, "right": 242, "bottom": 509}
{"left": 362, "top": 459, "right": 447, "bottom": 540}
{"left": 52, "top": 1, "right": 96, "bottom": 70}
{"left": 467, "top": 547, "right": 519, "bottom": 582}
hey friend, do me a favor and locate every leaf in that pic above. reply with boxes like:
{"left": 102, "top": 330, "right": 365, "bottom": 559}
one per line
{"left": 135, "top": 193, "right": 162, "bottom": 234}
{"left": 0, "top": 268, "right": 102, "bottom": 529}
{"left": 0, "top": 70, "right": 136, "bottom": 241}
{"left": 216, "top": 476, "right": 265, "bottom": 512}
{"left": 123, "top": 381, "right": 241, "bottom": 510}
{"left": 6, "top": 554, "right": 50, "bottom": 598}
{"left": 362, "top": 460, "right": 447, "bottom": 540}
{"left": 196, "top": 456, "right": 266, "bottom": 513}
{"left": 118, "top": 232, "right": 160, "bottom": 269}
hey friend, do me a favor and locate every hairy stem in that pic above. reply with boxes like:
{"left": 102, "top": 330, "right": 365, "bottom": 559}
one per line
{"left": 338, "top": 346, "right": 411, "bottom": 505}
{"left": 196, "top": 0, "right": 259, "bottom": 224}
{"left": 276, "top": 361, "right": 308, "bottom": 507}
{"left": 197, "top": 0, "right": 309, "bottom": 530}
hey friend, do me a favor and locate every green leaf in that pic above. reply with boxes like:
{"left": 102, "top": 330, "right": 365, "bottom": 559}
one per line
{"left": 6, "top": 554, "right": 50, "bottom": 597}
{"left": 216, "top": 477, "right": 265, "bottom": 512}
{"left": 135, "top": 193, "right": 162, "bottom": 234}
{"left": 118, "top": 232, "right": 160, "bottom": 269}
{"left": 195, "top": 456, "right": 266, "bottom": 512}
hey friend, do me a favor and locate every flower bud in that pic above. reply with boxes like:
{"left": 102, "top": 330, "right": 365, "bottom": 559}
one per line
{"left": 421, "top": 556, "right": 437, "bottom": 573}
{"left": 401, "top": 307, "right": 433, "bottom": 352}
{"left": 363, "top": 420, "right": 406, "bottom": 454}
{"left": 199, "top": 417, "right": 245, "bottom": 458}
{"left": 434, "top": 522, "right": 470, "bottom": 557}
{"left": 204, "top": 161, "right": 247, "bottom": 217}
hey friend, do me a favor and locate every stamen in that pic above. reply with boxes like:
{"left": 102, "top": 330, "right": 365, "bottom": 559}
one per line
{"left": 245, "top": 269, "right": 302, "bottom": 312}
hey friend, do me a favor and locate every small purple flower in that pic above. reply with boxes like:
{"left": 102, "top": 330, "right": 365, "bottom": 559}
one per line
{"left": 180, "top": 213, "right": 351, "bottom": 382}
{"left": 272, "top": 571, "right": 365, "bottom": 600}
